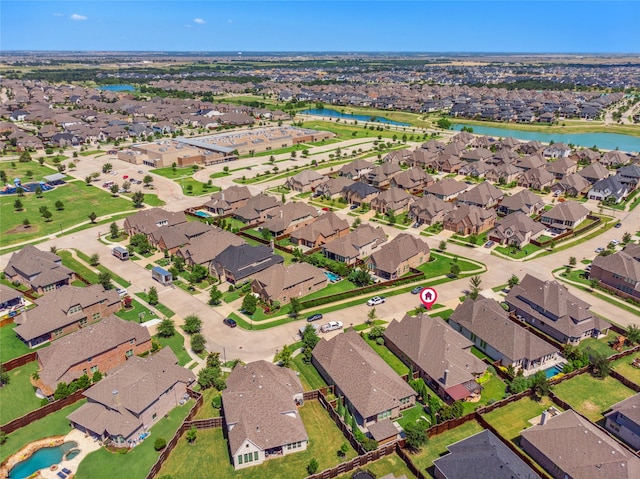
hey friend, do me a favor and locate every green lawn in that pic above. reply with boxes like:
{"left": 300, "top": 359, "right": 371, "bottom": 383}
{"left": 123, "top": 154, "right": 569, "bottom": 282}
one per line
{"left": 0, "top": 400, "right": 86, "bottom": 463}
{"left": 461, "top": 374, "right": 507, "bottom": 416}
{"left": 124, "top": 192, "right": 166, "bottom": 206}
{"left": 611, "top": 353, "right": 640, "bottom": 385}
{"left": 577, "top": 330, "right": 618, "bottom": 357}
{"left": 0, "top": 361, "right": 41, "bottom": 425}
{"left": 494, "top": 243, "right": 543, "bottom": 259}
{"left": 75, "top": 401, "right": 193, "bottom": 479}
{"left": 552, "top": 374, "right": 635, "bottom": 422}
{"left": 416, "top": 253, "right": 482, "bottom": 278}
{"left": 363, "top": 336, "right": 410, "bottom": 376}
{"left": 150, "top": 166, "right": 197, "bottom": 179}
{"left": 209, "top": 171, "right": 232, "bottom": 179}
{"left": 179, "top": 177, "right": 221, "bottom": 196}
{"left": 409, "top": 420, "right": 485, "bottom": 474}
{"left": 333, "top": 454, "right": 417, "bottom": 479}
{"left": 74, "top": 249, "right": 131, "bottom": 287}
{"left": 290, "top": 354, "right": 328, "bottom": 391}
{"left": 154, "top": 333, "right": 191, "bottom": 366}
{"left": 0, "top": 181, "right": 134, "bottom": 246}
{"left": 192, "top": 388, "right": 222, "bottom": 420}
{"left": 0, "top": 323, "right": 42, "bottom": 363}
{"left": 482, "top": 396, "right": 555, "bottom": 442}
{"left": 396, "top": 403, "right": 431, "bottom": 428}
{"left": 158, "top": 400, "right": 357, "bottom": 479}
{"left": 301, "top": 280, "right": 356, "bottom": 301}
{"left": 135, "top": 292, "right": 175, "bottom": 318}
{"left": 115, "top": 298, "right": 153, "bottom": 322}
{"left": 0, "top": 161, "right": 58, "bottom": 181}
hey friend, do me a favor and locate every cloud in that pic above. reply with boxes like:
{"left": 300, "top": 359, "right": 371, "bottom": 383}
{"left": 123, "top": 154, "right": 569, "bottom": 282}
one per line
{"left": 70, "top": 13, "right": 87, "bottom": 21}
{"left": 194, "top": 18, "right": 206, "bottom": 25}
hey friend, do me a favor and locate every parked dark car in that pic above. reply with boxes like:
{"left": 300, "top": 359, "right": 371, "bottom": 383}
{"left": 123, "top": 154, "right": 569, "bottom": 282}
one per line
{"left": 411, "top": 286, "right": 424, "bottom": 294}
{"left": 615, "top": 222, "right": 622, "bottom": 228}
{"left": 307, "top": 313, "right": 323, "bottom": 322}
{"left": 223, "top": 318, "right": 237, "bottom": 328}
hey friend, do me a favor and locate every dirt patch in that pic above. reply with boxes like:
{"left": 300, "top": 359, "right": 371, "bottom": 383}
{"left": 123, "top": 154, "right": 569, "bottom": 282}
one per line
{"left": 581, "top": 400, "right": 600, "bottom": 414}
{"left": 4, "top": 224, "right": 39, "bottom": 235}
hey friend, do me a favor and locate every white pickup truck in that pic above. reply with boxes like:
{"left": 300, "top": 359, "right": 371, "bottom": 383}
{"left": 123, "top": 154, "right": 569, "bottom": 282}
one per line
{"left": 320, "top": 320, "right": 343, "bottom": 333}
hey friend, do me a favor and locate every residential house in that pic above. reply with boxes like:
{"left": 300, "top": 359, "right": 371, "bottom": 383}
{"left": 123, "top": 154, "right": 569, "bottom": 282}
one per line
{"left": 456, "top": 181, "right": 504, "bottom": 209}
{"left": 515, "top": 154, "right": 546, "bottom": 171}
{"left": 14, "top": 284, "right": 121, "bottom": 348}
{"left": 233, "top": 194, "right": 283, "bottom": 224}
{"left": 435, "top": 154, "right": 463, "bottom": 173}
{"left": 600, "top": 150, "right": 631, "bottom": 168}
{"left": 384, "top": 314, "right": 487, "bottom": 403}
{"left": 252, "top": 262, "right": 327, "bottom": 304}
{"left": 604, "top": 393, "right": 640, "bottom": 450}
{"left": 488, "top": 212, "right": 546, "bottom": 247}
{"left": 289, "top": 212, "right": 349, "bottom": 248}
{"left": 540, "top": 201, "right": 590, "bottom": 231}
{"left": 497, "top": 189, "right": 545, "bottom": 216}
{"left": 408, "top": 194, "right": 455, "bottom": 226}
{"left": 578, "top": 161, "right": 610, "bottom": 184}
{"left": 4, "top": 245, "right": 75, "bottom": 294}
{"left": 460, "top": 147, "right": 492, "bottom": 162}
{"left": 366, "top": 163, "right": 402, "bottom": 188}
{"left": 223, "top": 361, "right": 308, "bottom": 469}
{"left": 543, "top": 142, "right": 572, "bottom": 159}
{"left": 314, "top": 177, "right": 355, "bottom": 199}
{"left": 424, "top": 179, "right": 468, "bottom": 202}
{"left": 546, "top": 157, "right": 578, "bottom": 179}
{"left": 550, "top": 173, "right": 591, "bottom": 197}
{"left": 520, "top": 409, "right": 640, "bottom": 479}
{"left": 0, "top": 284, "right": 25, "bottom": 317}
{"left": 67, "top": 348, "right": 195, "bottom": 447}
{"left": 389, "top": 167, "right": 434, "bottom": 193}
{"left": 204, "top": 186, "right": 253, "bottom": 215}
{"left": 34, "top": 315, "right": 152, "bottom": 397}
{"left": 485, "top": 164, "right": 523, "bottom": 185}
{"left": 148, "top": 221, "right": 212, "bottom": 255}
{"left": 458, "top": 161, "right": 492, "bottom": 179}
{"left": 322, "top": 224, "right": 387, "bottom": 265}
{"left": 617, "top": 164, "right": 640, "bottom": 190}
{"left": 443, "top": 205, "right": 497, "bottom": 235}
{"left": 383, "top": 149, "right": 413, "bottom": 165}
{"left": 449, "top": 298, "right": 559, "bottom": 376}
{"left": 505, "top": 274, "right": 610, "bottom": 344}
{"left": 211, "top": 244, "right": 284, "bottom": 284}
{"left": 590, "top": 244, "right": 640, "bottom": 301}
{"left": 517, "top": 167, "right": 555, "bottom": 191}
{"left": 370, "top": 187, "right": 415, "bottom": 216}
{"left": 312, "top": 330, "right": 416, "bottom": 428}
{"left": 588, "top": 176, "right": 630, "bottom": 203}
{"left": 284, "top": 169, "right": 325, "bottom": 193}
{"left": 337, "top": 159, "right": 373, "bottom": 180}
{"left": 260, "top": 202, "right": 318, "bottom": 237}
{"left": 433, "top": 430, "right": 542, "bottom": 479}
{"left": 123, "top": 208, "right": 187, "bottom": 238}
{"left": 367, "top": 233, "right": 429, "bottom": 280}
{"left": 176, "top": 228, "right": 246, "bottom": 272}
{"left": 572, "top": 148, "right": 601, "bottom": 165}
{"left": 342, "top": 182, "right": 380, "bottom": 207}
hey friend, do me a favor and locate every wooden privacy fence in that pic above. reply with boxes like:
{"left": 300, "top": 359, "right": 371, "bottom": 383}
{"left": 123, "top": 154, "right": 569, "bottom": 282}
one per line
{"left": 305, "top": 442, "right": 400, "bottom": 479}
{"left": 1, "top": 351, "right": 37, "bottom": 372}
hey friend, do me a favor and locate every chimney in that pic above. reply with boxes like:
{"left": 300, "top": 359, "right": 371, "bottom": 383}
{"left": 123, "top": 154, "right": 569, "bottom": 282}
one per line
{"left": 112, "top": 389, "right": 121, "bottom": 407}
{"left": 221, "top": 191, "right": 225, "bottom": 201}
{"left": 541, "top": 410, "right": 548, "bottom": 426}
{"left": 270, "top": 238, "right": 274, "bottom": 252}
{"left": 443, "top": 369, "right": 449, "bottom": 384}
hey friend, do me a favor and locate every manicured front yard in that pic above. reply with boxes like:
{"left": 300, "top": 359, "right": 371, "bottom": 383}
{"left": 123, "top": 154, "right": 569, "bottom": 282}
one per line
{"left": 158, "top": 400, "right": 357, "bottom": 479}
{"left": 611, "top": 353, "right": 640, "bottom": 385}
{"left": 135, "top": 292, "right": 175, "bottom": 318}
{"left": 302, "top": 279, "right": 356, "bottom": 301}
{"left": 290, "top": 354, "right": 328, "bottom": 391}
{"left": 154, "top": 333, "right": 192, "bottom": 366}
{"left": 552, "top": 374, "right": 635, "bottom": 422}
{"left": 0, "top": 400, "right": 86, "bottom": 463}
{"left": 494, "top": 243, "right": 542, "bottom": 259}
{"left": 115, "top": 298, "right": 153, "bottom": 322}
{"left": 416, "top": 252, "right": 482, "bottom": 278}
{"left": 76, "top": 401, "right": 193, "bottom": 479}
{"left": 482, "top": 396, "right": 555, "bottom": 442}
{"left": 0, "top": 361, "right": 41, "bottom": 425}
{"left": 408, "top": 420, "right": 485, "bottom": 474}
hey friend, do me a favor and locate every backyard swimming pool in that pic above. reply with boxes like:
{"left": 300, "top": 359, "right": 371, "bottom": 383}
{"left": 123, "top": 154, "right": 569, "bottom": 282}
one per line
{"left": 9, "top": 441, "right": 78, "bottom": 479}
{"left": 324, "top": 271, "right": 341, "bottom": 282}
{"left": 544, "top": 364, "right": 564, "bottom": 379}
{"left": 194, "top": 210, "right": 211, "bottom": 218}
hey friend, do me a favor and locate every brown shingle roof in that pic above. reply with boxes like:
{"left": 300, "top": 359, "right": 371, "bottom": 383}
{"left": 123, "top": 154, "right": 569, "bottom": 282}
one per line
{"left": 369, "top": 234, "right": 430, "bottom": 275}
{"left": 5, "top": 245, "right": 73, "bottom": 288}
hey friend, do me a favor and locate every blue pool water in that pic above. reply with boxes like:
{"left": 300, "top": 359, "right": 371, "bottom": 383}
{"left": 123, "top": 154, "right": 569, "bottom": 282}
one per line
{"left": 97, "top": 84, "right": 135, "bottom": 92}
{"left": 300, "top": 108, "right": 410, "bottom": 126}
{"left": 195, "top": 211, "right": 211, "bottom": 218}
{"left": 9, "top": 441, "right": 78, "bottom": 479}
{"left": 324, "top": 271, "right": 341, "bottom": 282}
{"left": 544, "top": 364, "right": 564, "bottom": 379}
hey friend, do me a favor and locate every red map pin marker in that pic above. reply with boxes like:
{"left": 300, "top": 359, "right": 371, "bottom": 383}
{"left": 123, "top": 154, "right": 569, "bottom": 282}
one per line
{"left": 419, "top": 287, "right": 438, "bottom": 310}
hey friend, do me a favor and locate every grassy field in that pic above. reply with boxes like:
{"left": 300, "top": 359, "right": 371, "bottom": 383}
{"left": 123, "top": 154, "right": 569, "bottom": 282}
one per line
{"left": 124, "top": 192, "right": 166, "bottom": 206}
{"left": 158, "top": 400, "right": 357, "bottom": 479}
{"left": 0, "top": 361, "right": 41, "bottom": 425}
{"left": 0, "top": 400, "right": 86, "bottom": 463}
{"left": 74, "top": 249, "right": 131, "bottom": 287}
{"left": 154, "top": 333, "right": 191, "bottom": 366}
{"left": 482, "top": 396, "right": 555, "bottom": 442}
{"left": 0, "top": 181, "right": 134, "bottom": 246}
{"left": 150, "top": 166, "right": 198, "bottom": 179}
{"left": 611, "top": 353, "right": 640, "bottom": 385}
{"left": 291, "top": 354, "right": 328, "bottom": 391}
{"left": 0, "top": 160, "right": 58, "bottom": 180}
{"left": 552, "top": 374, "right": 635, "bottom": 422}
{"left": 494, "top": 243, "right": 543, "bottom": 259}
{"left": 409, "top": 420, "right": 485, "bottom": 475}
{"left": 75, "top": 401, "right": 193, "bottom": 479}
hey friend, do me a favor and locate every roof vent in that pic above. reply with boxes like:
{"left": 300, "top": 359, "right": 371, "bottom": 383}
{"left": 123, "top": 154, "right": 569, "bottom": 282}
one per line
{"left": 112, "top": 389, "right": 119, "bottom": 395}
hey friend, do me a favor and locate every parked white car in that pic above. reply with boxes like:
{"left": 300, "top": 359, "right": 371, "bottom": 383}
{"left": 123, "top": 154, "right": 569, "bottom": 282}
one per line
{"left": 367, "top": 296, "right": 386, "bottom": 306}
{"left": 320, "top": 321, "right": 343, "bottom": 333}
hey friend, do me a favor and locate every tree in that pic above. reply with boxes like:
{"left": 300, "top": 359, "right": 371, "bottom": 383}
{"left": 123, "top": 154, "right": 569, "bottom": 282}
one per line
{"left": 19, "top": 151, "right": 32, "bottom": 162}
{"left": 307, "top": 459, "right": 319, "bottom": 475}
{"left": 143, "top": 175, "right": 153, "bottom": 187}
{"left": 132, "top": 191, "right": 145, "bottom": 208}
{"left": 35, "top": 185, "right": 43, "bottom": 197}
{"left": 0, "top": 366, "right": 9, "bottom": 387}
{"left": 627, "top": 324, "right": 640, "bottom": 345}
{"left": 89, "top": 254, "right": 100, "bottom": 266}
{"left": 85, "top": 175, "right": 93, "bottom": 185}
{"left": 186, "top": 427, "right": 197, "bottom": 444}
{"left": 131, "top": 233, "right": 152, "bottom": 254}
{"left": 449, "top": 263, "right": 461, "bottom": 278}
{"left": 110, "top": 221, "right": 119, "bottom": 239}
{"left": 530, "top": 371, "right": 550, "bottom": 398}
{"left": 338, "top": 442, "right": 349, "bottom": 458}
{"left": 173, "top": 255, "right": 186, "bottom": 272}
{"left": 54, "top": 382, "right": 72, "bottom": 400}
{"left": 98, "top": 271, "right": 112, "bottom": 289}
{"left": 261, "top": 228, "right": 272, "bottom": 241}
{"left": 16, "top": 186, "right": 25, "bottom": 197}
{"left": 368, "top": 325, "right": 385, "bottom": 340}
{"left": 208, "top": 285, "right": 222, "bottom": 305}
{"left": 241, "top": 294, "right": 257, "bottom": 315}
{"left": 274, "top": 344, "right": 293, "bottom": 368}
{"left": 42, "top": 209, "right": 52, "bottom": 222}
{"left": 301, "top": 325, "right": 320, "bottom": 362}
{"left": 509, "top": 375, "right": 529, "bottom": 394}
{"left": 589, "top": 278, "right": 599, "bottom": 290}
{"left": 157, "top": 319, "right": 176, "bottom": 338}
{"left": 289, "top": 297, "right": 302, "bottom": 318}
{"left": 13, "top": 199, "right": 23, "bottom": 211}
{"left": 148, "top": 286, "right": 159, "bottom": 305}
{"left": 469, "top": 275, "right": 482, "bottom": 290}
{"left": 348, "top": 267, "right": 372, "bottom": 287}
{"left": 154, "top": 438, "right": 167, "bottom": 451}
{"left": 183, "top": 314, "right": 202, "bottom": 334}
{"left": 436, "top": 118, "right": 451, "bottom": 129}
{"left": 622, "top": 232, "right": 632, "bottom": 244}
{"left": 102, "top": 163, "right": 113, "bottom": 173}
{"left": 191, "top": 333, "right": 206, "bottom": 354}
{"left": 569, "top": 256, "right": 577, "bottom": 266}
{"left": 92, "top": 370, "right": 103, "bottom": 383}
{"left": 508, "top": 274, "right": 520, "bottom": 289}
{"left": 22, "top": 218, "right": 30, "bottom": 228}
{"left": 367, "top": 307, "right": 377, "bottom": 324}
{"left": 110, "top": 183, "right": 119, "bottom": 196}
{"left": 189, "top": 264, "right": 208, "bottom": 285}
{"left": 589, "top": 350, "right": 611, "bottom": 378}
{"left": 439, "top": 240, "right": 447, "bottom": 251}
{"left": 122, "top": 180, "right": 131, "bottom": 192}
{"left": 404, "top": 420, "right": 429, "bottom": 452}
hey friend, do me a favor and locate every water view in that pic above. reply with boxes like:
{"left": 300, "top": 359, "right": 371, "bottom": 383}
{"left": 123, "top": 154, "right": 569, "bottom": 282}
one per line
{"left": 300, "top": 108, "right": 410, "bottom": 126}
{"left": 97, "top": 84, "right": 135, "bottom": 92}
{"left": 452, "top": 123, "right": 640, "bottom": 152}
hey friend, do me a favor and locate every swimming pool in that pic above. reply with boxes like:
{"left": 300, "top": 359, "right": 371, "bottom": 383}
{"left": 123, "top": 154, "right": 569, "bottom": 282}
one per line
{"left": 543, "top": 364, "right": 564, "bottom": 379}
{"left": 324, "top": 271, "right": 341, "bottom": 282}
{"left": 9, "top": 441, "right": 78, "bottom": 479}
{"left": 194, "top": 210, "right": 211, "bottom": 218}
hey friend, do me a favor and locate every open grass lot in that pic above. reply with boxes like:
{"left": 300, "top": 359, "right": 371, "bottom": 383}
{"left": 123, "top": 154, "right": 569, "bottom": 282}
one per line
{"left": 74, "top": 249, "right": 131, "bottom": 287}
{"left": 363, "top": 336, "right": 409, "bottom": 376}
{"left": 154, "top": 333, "right": 191, "bottom": 366}
{"left": 0, "top": 323, "right": 43, "bottom": 363}
{"left": 291, "top": 354, "right": 328, "bottom": 391}
{"left": 57, "top": 250, "right": 98, "bottom": 284}
{"left": 135, "top": 292, "right": 175, "bottom": 318}
{"left": 179, "top": 177, "right": 221, "bottom": 196}
{"left": 124, "top": 192, "right": 166, "bottom": 206}
{"left": 611, "top": 353, "right": 640, "bottom": 385}
{"left": 0, "top": 181, "right": 134, "bottom": 247}
{"left": 416, "top": 252, "right": 482, "bottom": 278}
{"left": 150, "top": 166, "right": 198, "bottom": 179}
{"left": 461, "top": 374, "right": 507, "bottom": 415}
{"left": 75, "top": 401, "right": 192, "bottom": 479}
{"left": 0, "top": 160, "right": 58, "bottom": 181}
{"left": 577, "top": 330, "right": 619, "bottom": 357}
{"left": 333, "top": 454, "right": 417, "bottom": 479}
{"left": 0, "top": 399, "right": 86, "bottom": 463}
{"left": 159, "top": 400, "right": 357, "bottom": 479}
{"left": 409, "top": 420, "right": 485, "bottom": 475}
{"left": 482, "top": 396, "right": 555, "bottom": 442}
{"left": 494, "top": 243, "right": 543, "bottom": 259}
{"left": 0, "top": 361, "right": 41, "bottom": 425}
{"left": 552, "top": 374, "right": 635, "bottom": 422}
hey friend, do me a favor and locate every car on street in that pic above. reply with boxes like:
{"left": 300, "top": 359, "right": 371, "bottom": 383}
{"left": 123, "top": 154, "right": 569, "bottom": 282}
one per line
{"left": 138, "top": 170, "right": 144, "bottom": 174}
{"left": 320, "top": 320, "right": 343, "bottom": 333}
{"left": 413, "top": 222, "right": 421, "bottom": 228}
{"left": 350, "top": 204, "right": 358, "bottom": 210}
{"left": 116, "top": 288, "right": 128, "bottom": 297}
{"left": 306, "top": 313, "right": 323, "bottom": 322}
{"left": 484, "top": 240, "right": 495, "bottom": 248}
{"left": 411, "top": 286, "right": 424, "bottom": 294}
{"left": 367, "top": 296, "right": 386, "bottom": 306}
{"left": 223, "top": 318, "right": 237, "bottom": 328}
{"left": 615, "top": 222, "right": 623, "bottom": 228}
{"left": 610, "top": 239, "right": 620, "bottom": 246}
{"left": 595, "top": 247, "right": 605, "bottom": 253}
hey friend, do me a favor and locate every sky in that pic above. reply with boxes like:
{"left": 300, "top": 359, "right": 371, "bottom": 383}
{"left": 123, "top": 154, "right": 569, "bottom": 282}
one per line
{"left": 1, "top": 1, "right": 639, "bottom": 53}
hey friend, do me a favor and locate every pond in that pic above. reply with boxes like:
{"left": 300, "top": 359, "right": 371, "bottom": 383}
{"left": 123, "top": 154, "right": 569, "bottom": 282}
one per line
{"left": 97, "top": 84, "right": 135, "bottom": 92}
{"left": 300, "top": 108, "right": 410, "bottom": 126}
{"left": 452, "top": 123, "right": 640, "bottom": 152}
{"left": 9, "top": 441, "right": 78, "bottom": 479}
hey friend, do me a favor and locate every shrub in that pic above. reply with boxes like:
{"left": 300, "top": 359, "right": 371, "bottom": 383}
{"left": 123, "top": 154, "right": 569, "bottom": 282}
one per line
{"left": 376, "top": 337, "right": 384, "bottom": 345}
{"left": 307, "top": 458, "right": 319, "bottom": 475}
{"left": 154, "top": 438, "right": 167, "bottom": 451}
